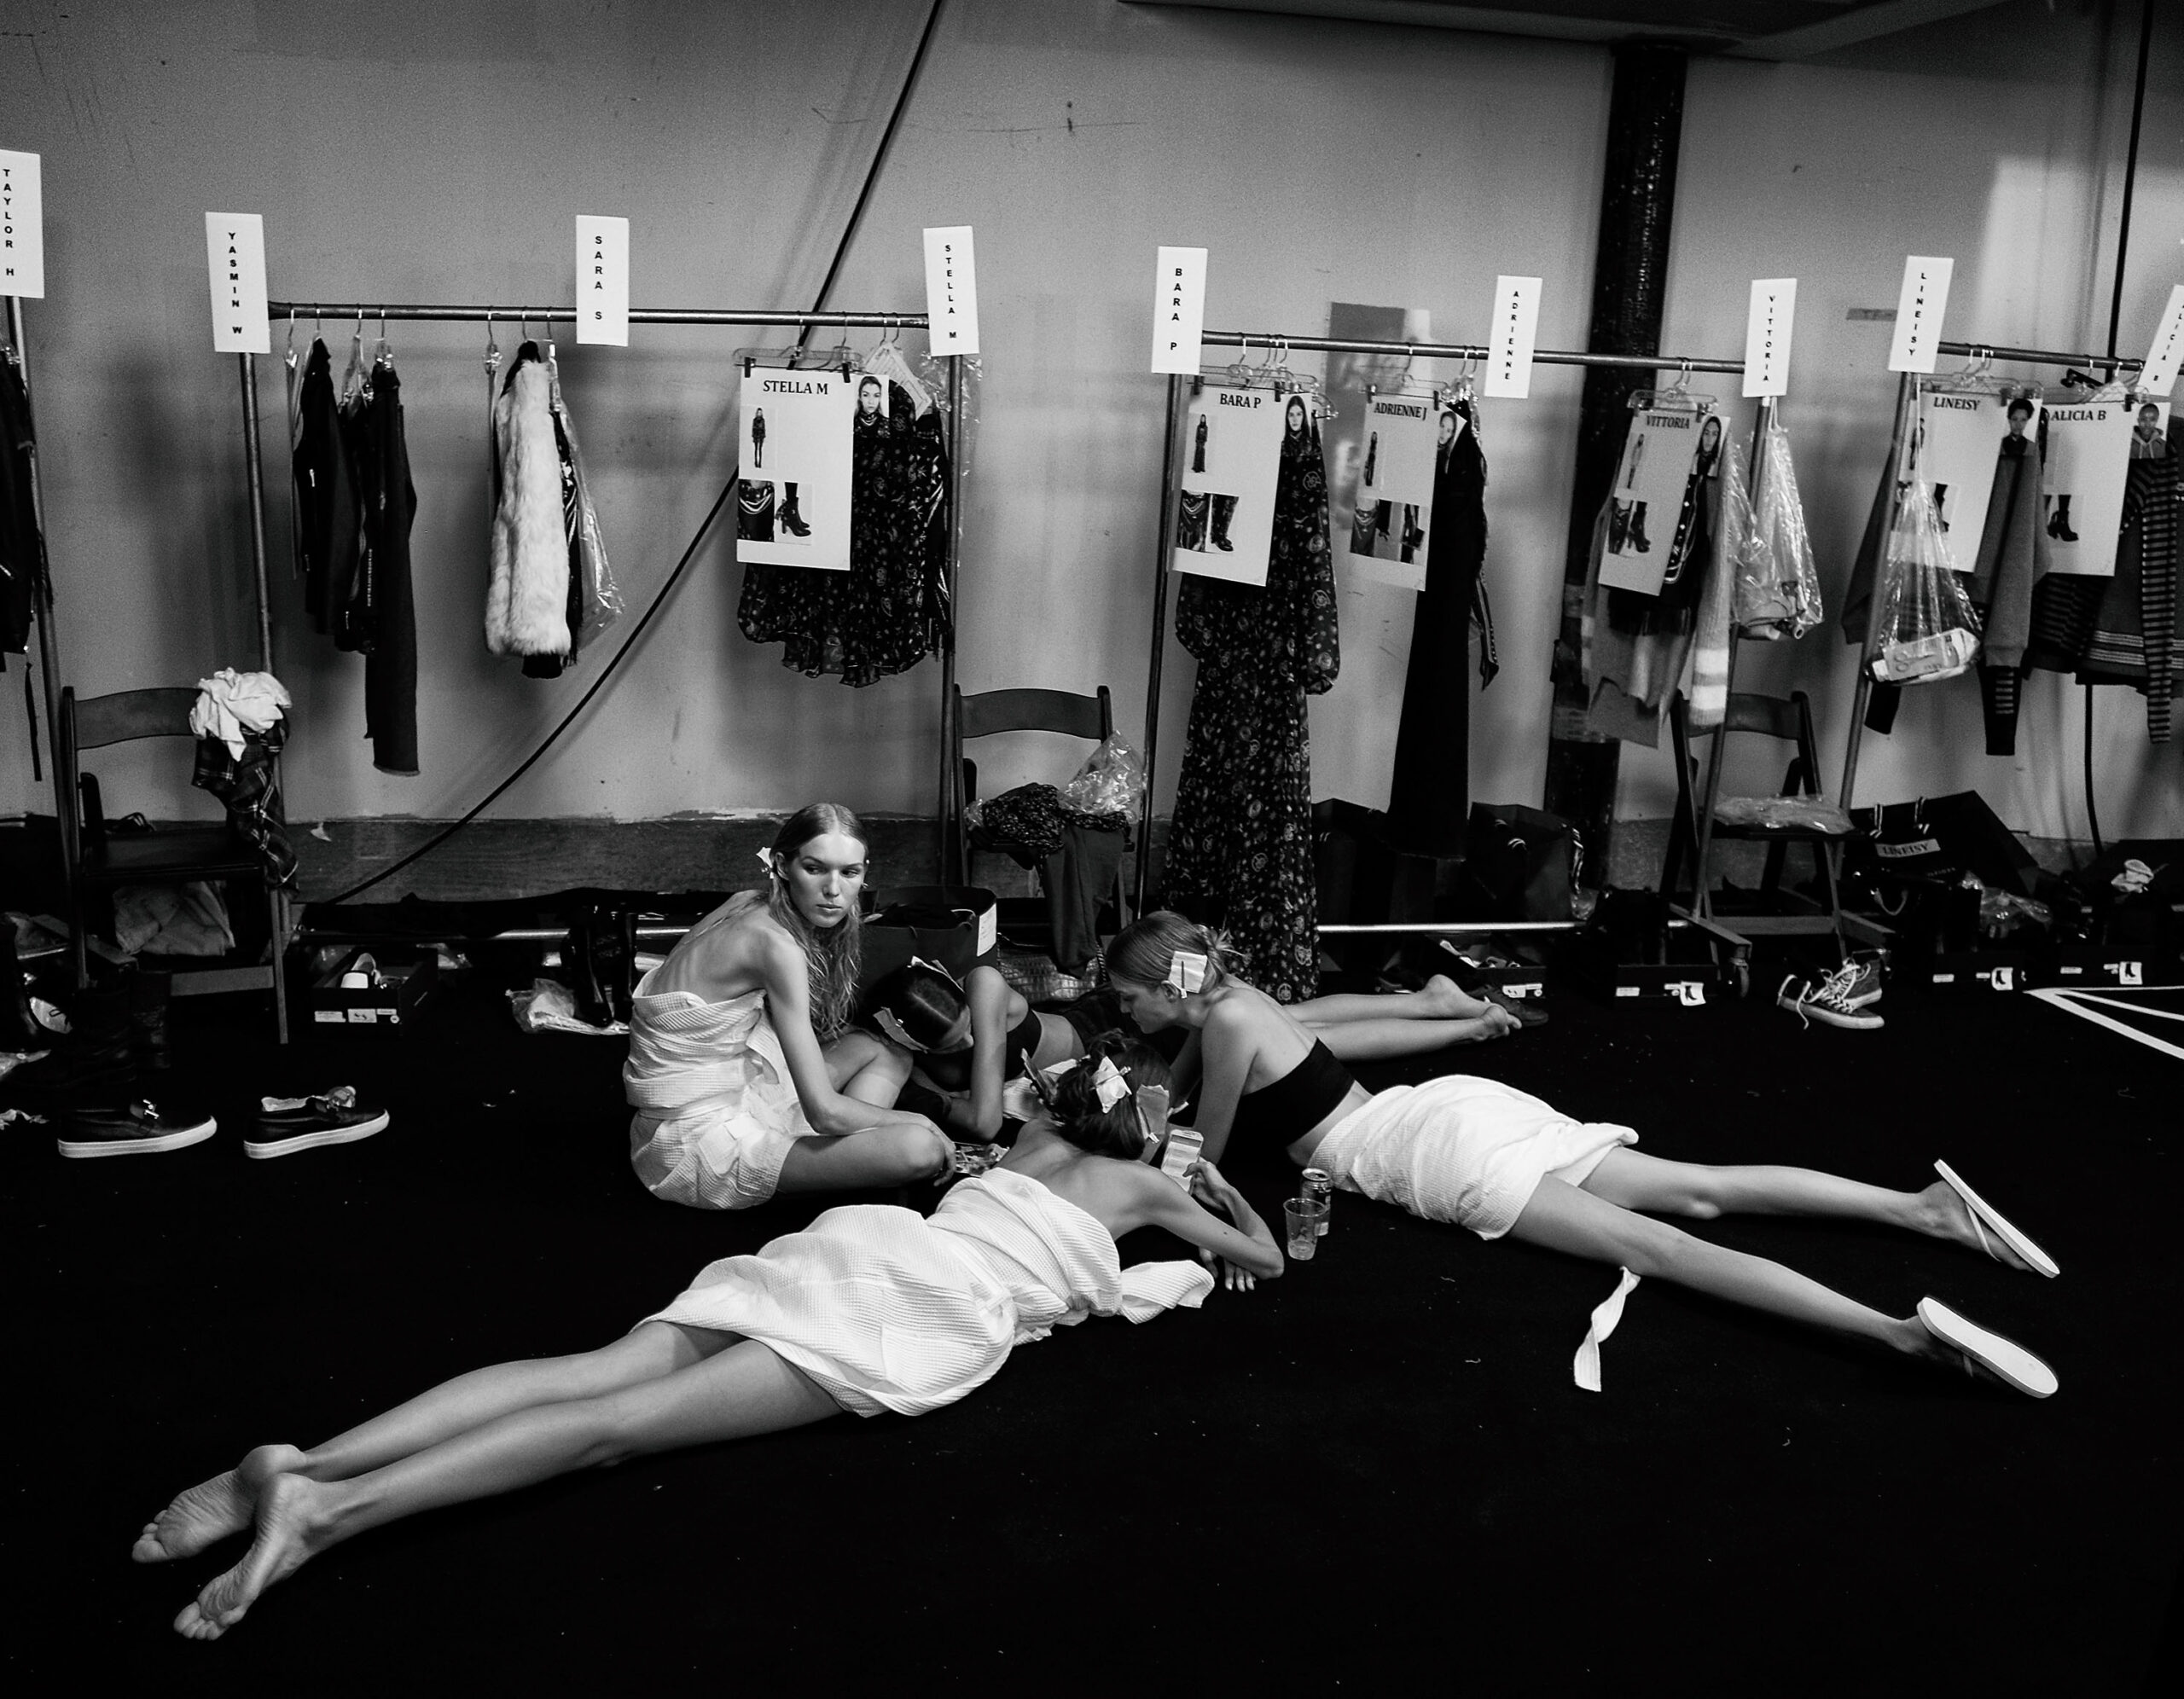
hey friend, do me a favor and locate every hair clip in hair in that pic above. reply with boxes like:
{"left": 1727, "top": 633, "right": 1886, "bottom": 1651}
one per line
{"left": 1089, "top": 1055, "right": 1130, "bottom": 1113}
{"left": 755, "top": 849, "right": 778, "bottom": 878}
{"left": 1165, "top": 951, "right": 1209, "bottom": 994}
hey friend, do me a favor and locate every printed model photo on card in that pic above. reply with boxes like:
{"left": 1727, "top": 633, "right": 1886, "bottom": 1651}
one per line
{"left": 1599, "top": 404, "right": 1722, "bottom": 597}
{"left": 1338, "top": 391, "right": 1445, "bottom": 591}
{"left": 1173, "top": 381, "right": 1297, "bottom": 587}
{"left": 2042, "top": 399, "right": 2158, "bottom": 577}
{"left": 1913, "top": 388, "right": 2042, "bottom": 570}
{"left": 735, "top": 364, "right": 880, "bottom": 572}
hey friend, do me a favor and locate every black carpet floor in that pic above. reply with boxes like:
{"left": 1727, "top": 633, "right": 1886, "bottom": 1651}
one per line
{"left": 5, "top": 970, "right": 2180, "bottom": 1693}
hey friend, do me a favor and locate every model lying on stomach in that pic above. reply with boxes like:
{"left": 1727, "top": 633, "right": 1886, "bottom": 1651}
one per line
{"left": 1110, "top": 910, "right": 2061, "bottom": 1399}
{"left": 136, "top": 1031, "right": 1280, "bottom": 1640}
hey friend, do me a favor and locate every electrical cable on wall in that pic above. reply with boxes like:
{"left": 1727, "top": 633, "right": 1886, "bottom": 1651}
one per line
{"left": 313, "top": 0, "right": 949, "bottom": 908}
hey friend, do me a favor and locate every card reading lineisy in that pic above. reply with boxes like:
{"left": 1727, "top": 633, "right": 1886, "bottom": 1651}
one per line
{"left": 206, "top": 212, "right": 270, "bottom": 354}
{"left": 1153, "top": 246, "right": 1207, "bottom": 375}
{"left": 1887, "top": 256, "right": 1953, "bottom": 374}
{"left": 1, "top": 150, "right": 44, "bottom": 299}
{"left": 923, "top": 225, "right": 979, "bottom": 357}
{"left": 1485, "top": 275, "right": 1541, "bottom": 399}
{"left": 575, "top": 215, "right": 630, "bottom": 346}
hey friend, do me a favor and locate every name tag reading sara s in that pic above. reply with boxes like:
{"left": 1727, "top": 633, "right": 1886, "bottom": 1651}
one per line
{"left": 574, "top": 214, "right": 630, "bottom": 347}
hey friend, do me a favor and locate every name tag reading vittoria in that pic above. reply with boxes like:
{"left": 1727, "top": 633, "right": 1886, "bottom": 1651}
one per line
{"left": 204, "top": 212, "right": 270, "bottom": 354}
{"left": 1743, "top": 278, "right": 1795, "bottom": 398}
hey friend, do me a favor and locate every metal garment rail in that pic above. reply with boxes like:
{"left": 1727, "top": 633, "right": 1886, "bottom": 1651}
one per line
{"left": 1136, "top": 327, "right": 1758, "bottom": 935}
{"left": 244, "top": 302, "right": 967, "bottom": 873}
{"left": 1837, "top": 338, "right": 2143, "bottom": 811}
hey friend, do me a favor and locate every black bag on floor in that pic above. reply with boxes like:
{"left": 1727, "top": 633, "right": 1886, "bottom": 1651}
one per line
{"left": 1455, "top": 803, "right": 1581, "bottom": 921}
{"left": 857, "top": 885, "right": 998, "bottom": 1006}
{"left": 1846, "top": 792, "right": 2038, "bottom": 897}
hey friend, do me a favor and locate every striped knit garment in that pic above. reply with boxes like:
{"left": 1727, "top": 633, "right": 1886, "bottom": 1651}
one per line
{"left": 2073, "top": 457, "right": 2180, "bottom": 743}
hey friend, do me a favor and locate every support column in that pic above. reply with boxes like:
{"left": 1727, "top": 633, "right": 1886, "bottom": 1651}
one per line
{"left": 1542, "top": 43, "right": 1687, "bottom": 886}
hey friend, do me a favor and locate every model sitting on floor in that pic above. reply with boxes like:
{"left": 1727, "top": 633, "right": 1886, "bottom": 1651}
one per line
{"left": 1106, "top": 911, "right": 2061, "bottom": 1397}
{"left": 136, "top": 1032, "right": 1281, "bottom": 1640}
{"left": 624, "top": 801, "right": 951, "bottom": 1209}
{"left": 871, "top": 956, "right": 1519, "bottom": 1145}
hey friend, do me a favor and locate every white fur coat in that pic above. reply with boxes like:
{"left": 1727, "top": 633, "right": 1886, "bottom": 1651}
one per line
{"left": 485, "top": 362, "right": 571, "bottom": 657}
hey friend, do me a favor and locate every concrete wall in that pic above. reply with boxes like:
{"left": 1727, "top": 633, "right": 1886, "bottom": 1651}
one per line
{"left": 3, "top": 0, "right": 2176, "bottom": 884}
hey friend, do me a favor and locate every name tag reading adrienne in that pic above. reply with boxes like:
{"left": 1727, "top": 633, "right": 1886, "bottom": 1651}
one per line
{"left": 0, "top": 150, "right": 45, "bottom": 299}
{"left": 923, "top": 225, "right": 980, "bottom": 357}
{"left": 1887, "top": 255, "right": 1953, "bottom": 374}
{"left": 205, "top": 212, "right": 270, "bottom": 354}
{"left": 575, "top": 215, "right": 630, "bottom": 347}
{"left": 2140, "top": 282, "right": 2184, "bottom": 398}
{"left": 1484, "top": 275, "right": 1542, "bottom": 399}
{"left": 1743, "top": 278, "right": 1795, "bottom": 397}
{"left": 1153, "top": 246, "right": 1207, "bottom": 374}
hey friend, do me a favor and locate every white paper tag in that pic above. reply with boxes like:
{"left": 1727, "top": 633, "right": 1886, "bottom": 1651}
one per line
{"left": 574, "top": 215, "right": 630, "bottom": 347}
{"left": 923, "top": 225, "right": 980, "bottom": 357}
{"left": 206, "top": 213, "right": 270, "bottom": 353}
{"left": 1485, "top": 275, "right": 1542, "bottom": 398}
{"left": 1153, "top": 246, "right": 1207, "bottom": 374}
{"left": 975, "top": 903, "right": 996, "bottom": 958}
{"left": 1743, "top": 278, "right": 1795, "bottom": 397}
{"left": 0, "top": 150, "right": 44, "bottom": 299}
{"left": 1887, "top": 256, "right": 1953, "bottom": 374}
{"left": 2140, "top": 282, "right": 2184, "bottom": 397}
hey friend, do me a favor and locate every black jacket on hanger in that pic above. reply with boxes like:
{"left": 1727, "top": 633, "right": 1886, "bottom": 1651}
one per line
{"left": 1, "top": 354, "right": 43, "bottom": 662}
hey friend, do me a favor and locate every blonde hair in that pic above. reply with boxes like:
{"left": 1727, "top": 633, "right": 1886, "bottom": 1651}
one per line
{"left": 1105, "top": 910, "right": 1240, "bottom": 993}
{"left": 766, "top": 803, "right": 866, "bottom": 1041}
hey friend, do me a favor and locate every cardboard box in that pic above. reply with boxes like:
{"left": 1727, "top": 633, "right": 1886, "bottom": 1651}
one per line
{"left": 295, "top": 950, "right": 438, "bottom": 1032}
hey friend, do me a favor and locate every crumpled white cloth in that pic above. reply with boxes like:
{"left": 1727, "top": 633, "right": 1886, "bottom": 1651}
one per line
{"left": 1573, "top": 1267, "right": 1641, "bottom": 1393}
{"left": 189, "top": 668, "right": 291, "bottom": 758}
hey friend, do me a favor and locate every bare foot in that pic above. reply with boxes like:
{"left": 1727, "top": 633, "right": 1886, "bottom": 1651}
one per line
{"left": 1413, "top": 974, "right": 1495, "bottom": 1020}
{"left": 173, "top": 1471, "right": 329, "bottom": 1641}
{"left": 133, "top": 1443, "right": 307, "bottom": 1563}
{"left": 1915, "top": 1180, "right": 2036, "bottom": 1273}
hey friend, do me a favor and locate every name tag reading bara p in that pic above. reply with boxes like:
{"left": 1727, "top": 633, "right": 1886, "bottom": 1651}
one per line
{"left": 1485, "top": 275, "right": 1541, "bottom": 399}
{"left": 1887, "top": 255, "right": 1953, "bottom": 374}
{"left": 205, "top": 212, "right": 269, "bottom": 354}
{"left": 1743, "top": 279, "right": 1795, "bottom": 397}
{"left": 1153, "top": 246, "right": 1206, "bottom": 374}
{"left": 575, "top": 215, "right": 630, "bottom": 346}
{"left": 0, "top": 150, "right": 44, "bottom": 299}
{"left": 923, "top": 226, "right": 980, "bottom": 357}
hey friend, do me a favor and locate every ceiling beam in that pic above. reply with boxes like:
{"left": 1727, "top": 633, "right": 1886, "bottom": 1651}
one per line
{"left": 1725, "top": 0, "right": 2014, "bottom": 59}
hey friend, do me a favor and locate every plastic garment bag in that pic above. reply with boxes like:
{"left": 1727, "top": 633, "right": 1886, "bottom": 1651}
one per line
{"left": 1730, "top": 415, "right": 1824, "bottom": 641}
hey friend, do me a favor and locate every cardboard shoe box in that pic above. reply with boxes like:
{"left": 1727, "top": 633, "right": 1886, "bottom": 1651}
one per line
{"left": 296, "top": 950, "right": 438, "bottom": 1032}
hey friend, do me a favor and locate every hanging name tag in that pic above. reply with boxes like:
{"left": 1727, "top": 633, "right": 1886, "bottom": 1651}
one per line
{"left": 0, "top": 150, "right": 45, "bottom": 299}
{"left": 205, "top": 212, "right": 270, "bottom": 354}
{"left": 1153, "top": 246, "right": 1207, "bottom": 374}
{"left": 1743, "top": 278, "right": 1795, "bottom": 397}
{"left": 923, "top": 225, "right": 980, "bottom": 357}
{"left": 2140, "top": 282, "right": 2184, "bottom": 397}
{"left": 574, "top": 215, "right": 630, "bottom": 347}
{"left": 1887, "top": 255, "right": 1953, "bottom": 373}
{"left": 1484, "top": 275, "right": 1541, "bottom": 399}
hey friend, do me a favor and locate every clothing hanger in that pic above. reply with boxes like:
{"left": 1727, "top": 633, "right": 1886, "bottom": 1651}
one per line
{"left": 341, "top": 306, "right": 367, "bottom": 403}
{"left": 375, "top": 306, "right": 392, "bottom": 370}
{"left": 284, "top": 309, "right": 298, "bottom": 374}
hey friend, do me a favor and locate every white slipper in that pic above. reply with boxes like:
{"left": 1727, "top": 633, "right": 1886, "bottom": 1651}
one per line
{"left": 1917, "top": 1297, "right": 2058, "bottom": 1399}
{"left": 1935, "top": 1161, "right": 2059, "bottom": 1278}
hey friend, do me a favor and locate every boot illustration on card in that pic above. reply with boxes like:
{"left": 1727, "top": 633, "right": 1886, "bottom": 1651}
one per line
{"left": 778, "top": 482, "right": 811, "bottom": 537}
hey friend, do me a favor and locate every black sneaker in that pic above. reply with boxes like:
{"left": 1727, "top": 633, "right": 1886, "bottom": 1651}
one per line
{"left": 246, "top": 1087, "right": 390, "bottom": 1159}
{"left": 56, "top": 1096, "right": 218, "bottom": 1158}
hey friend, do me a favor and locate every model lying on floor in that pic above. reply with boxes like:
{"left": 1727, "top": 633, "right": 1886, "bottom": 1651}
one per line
{"left": 624, "top": 801, "right": 956, "bottom": 1209}
{"left": 136, "top": 1032, "right": 1281, "bottom": 1640}
{"left": 870, "top": 955, "right": 1520, "bottom": 1144}
{"left": 1106, "top": 911, "right": 2061, "bottom": 1397}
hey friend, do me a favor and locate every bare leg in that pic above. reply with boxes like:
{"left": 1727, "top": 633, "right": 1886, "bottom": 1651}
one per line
{"left": 825, "top": 1029, "right": 913, "bottom": 1109}
{"left": 1294, "top": 974, "right": 1490, "bottom": 1023}
{"left": 777, "top": 1122, "right": 951, "bottom": 1192}
{"left": 134, "top": 1323, "right": 726, "bottom": 1563}
{"left": 175, "top": 1340, "right": 841, "bottom": 1640}
{"left": 1511, "top": 1176, "right": 1933, "bottom": 1357}
{"left": 1578, "top": 1151, "right": 2039, "bottom": 1271}
{"left": 1314, "top": 1011, "right": 1519, "bottom": 1062}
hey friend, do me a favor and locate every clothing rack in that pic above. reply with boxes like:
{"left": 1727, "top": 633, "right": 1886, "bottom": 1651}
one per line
{"left": 242, "top": 301, "right": 965, "bottom": 873}
{"left": 1836, "top": 336, "right": 2143, "bottom": 813}
{"left": 1136, "top": 328, "right": 1759, "bottom": 944}
{"left": 3, "top": 296, "right": 67, "bottom": 826}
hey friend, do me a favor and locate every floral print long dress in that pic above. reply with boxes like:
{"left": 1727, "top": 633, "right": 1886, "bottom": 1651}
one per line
{"left": 1165, "top": 409, "right": 1339, "bottom": 1001}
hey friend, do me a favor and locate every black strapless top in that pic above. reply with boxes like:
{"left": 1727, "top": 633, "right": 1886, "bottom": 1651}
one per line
{"left": 1229, "top": 1039, "right": 1355, "bottom": 1148}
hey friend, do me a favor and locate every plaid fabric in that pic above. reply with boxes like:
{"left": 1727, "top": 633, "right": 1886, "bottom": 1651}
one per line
{"left": 191, "top": 718, "right": 298, "bottom": 886}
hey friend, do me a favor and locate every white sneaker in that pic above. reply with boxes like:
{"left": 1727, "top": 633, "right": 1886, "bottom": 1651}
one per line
{"left": 1776, "top": 964, "right": 1884, "bottom": 1030}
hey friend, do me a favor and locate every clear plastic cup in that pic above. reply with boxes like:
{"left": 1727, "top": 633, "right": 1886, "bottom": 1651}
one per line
{"left": 1283, "top": 1197, "right": 1327, "bottom": 1261}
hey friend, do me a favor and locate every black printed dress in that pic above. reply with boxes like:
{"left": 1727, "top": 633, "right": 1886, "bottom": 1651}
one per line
{"left": 737, "top": 380, "right": 950, "bottom": 686}
{"left": 1165, "top": 414, "right": 1339, "bottom": 1002}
